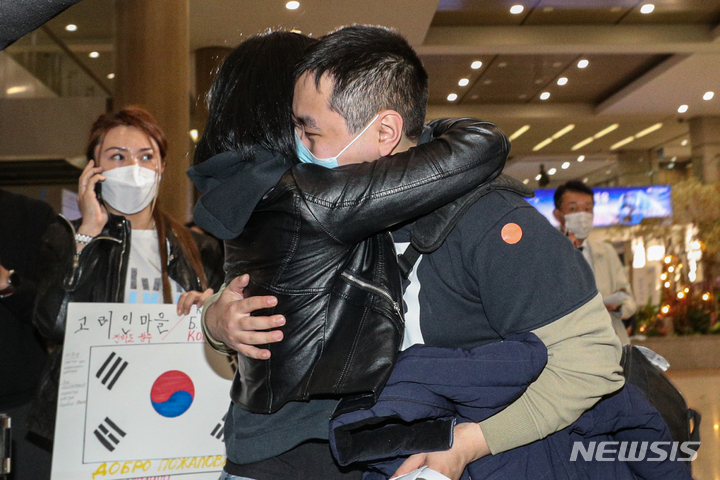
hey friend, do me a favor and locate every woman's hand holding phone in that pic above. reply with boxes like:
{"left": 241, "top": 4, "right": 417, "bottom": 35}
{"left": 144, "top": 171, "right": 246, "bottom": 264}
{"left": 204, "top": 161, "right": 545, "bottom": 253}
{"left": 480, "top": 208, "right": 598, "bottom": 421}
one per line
{"left": 77, "top": 159, "right": 108, "bottom": 239}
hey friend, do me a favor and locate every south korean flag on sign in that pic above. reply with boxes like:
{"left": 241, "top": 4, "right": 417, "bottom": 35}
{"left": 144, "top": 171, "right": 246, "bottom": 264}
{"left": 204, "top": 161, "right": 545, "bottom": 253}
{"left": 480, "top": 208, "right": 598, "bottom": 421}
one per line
{"left": 83, "top": 343, "right": 233, "bottom": 463}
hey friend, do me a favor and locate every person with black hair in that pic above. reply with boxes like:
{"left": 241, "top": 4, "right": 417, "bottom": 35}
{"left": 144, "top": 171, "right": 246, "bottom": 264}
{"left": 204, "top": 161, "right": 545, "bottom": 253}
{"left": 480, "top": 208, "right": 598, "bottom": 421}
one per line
{"left": 553, "top": 180, "right": 636, "bottom": 343}
{"left": 187, "top": 29, "right": 508, "bottom": 480}
{"left": 207, "top": 25, "right": 626, "bottom": 480}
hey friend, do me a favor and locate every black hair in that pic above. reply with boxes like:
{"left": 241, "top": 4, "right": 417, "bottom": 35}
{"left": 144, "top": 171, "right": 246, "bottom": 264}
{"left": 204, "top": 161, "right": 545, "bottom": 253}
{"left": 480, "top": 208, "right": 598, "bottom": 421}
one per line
{"left": 194, "top": 31, "right": 317, "bottom": 166}
{"left": 554, "top": 180, "right": 594, "bottom": 209}
{"left": 295, "top": 25, "right": 428, "bottom": 141}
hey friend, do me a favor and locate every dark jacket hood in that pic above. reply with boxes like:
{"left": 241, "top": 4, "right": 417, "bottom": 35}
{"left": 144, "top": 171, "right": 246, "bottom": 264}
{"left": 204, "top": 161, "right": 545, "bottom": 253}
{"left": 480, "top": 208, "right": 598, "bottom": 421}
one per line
{"left": 187, "top": 146, "right": 292, "bottom": 240}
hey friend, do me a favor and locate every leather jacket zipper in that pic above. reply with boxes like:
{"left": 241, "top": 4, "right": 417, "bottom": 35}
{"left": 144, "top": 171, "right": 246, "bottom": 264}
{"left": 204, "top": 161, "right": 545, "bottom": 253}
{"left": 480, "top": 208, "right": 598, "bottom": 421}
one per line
{"left": 60, "top": 216, "right": 123, "bottom": 287}
{"left": 340, "top": 271, "right": 403, "bottom": 319}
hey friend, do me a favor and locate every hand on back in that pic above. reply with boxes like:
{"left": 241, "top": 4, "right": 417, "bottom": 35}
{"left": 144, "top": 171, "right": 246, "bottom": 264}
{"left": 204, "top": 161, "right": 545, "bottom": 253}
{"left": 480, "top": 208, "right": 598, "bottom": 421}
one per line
{"left": 204, "top": 274, "right": 286, "bottom": 359}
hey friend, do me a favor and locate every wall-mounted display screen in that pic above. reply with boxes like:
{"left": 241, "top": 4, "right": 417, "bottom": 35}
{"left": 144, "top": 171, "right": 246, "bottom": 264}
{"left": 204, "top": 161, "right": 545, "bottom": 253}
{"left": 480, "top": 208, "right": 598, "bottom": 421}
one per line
{"left": 528, "top": 185, "right": 673, "bottom": 227}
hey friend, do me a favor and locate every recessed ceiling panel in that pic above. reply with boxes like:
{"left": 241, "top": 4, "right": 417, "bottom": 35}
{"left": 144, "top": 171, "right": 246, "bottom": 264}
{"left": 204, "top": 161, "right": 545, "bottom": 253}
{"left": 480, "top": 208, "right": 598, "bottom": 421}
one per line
{"left": 460, "top": 54, "right": 575, "bottom": 104}
{"left": 531, "top": 54, "right": 669, "bottom": 105}
{"left": 620, "top": 0, "right": 720, "bottom": 25}
{"left": 524, "top": 0, "right": 636, "bottom": 25}
{"left": 433, "top": 0, "right": 530, "bottom": 26}
{"left": 44, "top": 0, "right": 115, "bottom": 42}
{"left": 422, "top": 54, "right": 495, "bottom": 103}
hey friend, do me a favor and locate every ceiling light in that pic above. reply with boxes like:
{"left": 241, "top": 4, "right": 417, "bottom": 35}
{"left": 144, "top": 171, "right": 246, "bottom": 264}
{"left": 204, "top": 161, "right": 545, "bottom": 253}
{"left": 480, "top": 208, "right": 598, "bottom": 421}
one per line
{"left": 447, "top": 93, "right": 458, "bottom": 102}
{"left": 533, "top": 138, "right": 553, "bottom": 151}
{"left": 571, "top": 137, "right": 594, "bottom": 151}
{"left": 681, "top": 139, "right": 688, "bottom": 146}
{"left": 548, "top": 168, "right": 557, "bottom": 175}
{"left": 552, "top": 124, "right": 575, "bottom": 139}
{"left": 640, "top": 4, "right": 655, "bottom": 14}
{"left": 593, "top": 123, "right": 619, "bottom": 139}
{"left": 635, "top": 122, "right": 662, "bottom": 138}
{"left": 577, "top": 155, "right": 585, "bottom": 162}
{"left": 535, "top": 174, "right": 542, "bottom": 181}
{"left": 704, "top": 91, "right": 714, "bottom": 101}
{"left": 557, "top": 77, "right": 568, "bottom": 86}
{"left": 678, "top": 104, "right": 688, "bottom": 113}
{"left": 510, "top": 5, "right": 524, "bottom": 14}
{"left": 523, "top": 179, "right": 530, "bottom": 184}
{"left": 107, "top": 73, "right": 115, "bottom": 79}
{"left": 577, "top": 59, "right": 589, "bottom": 69}
{"left": 6, "top": 86, "right": 29, "bottom": 95}
{"left": 286, "top": 1, "right": 300, "bottom": 10}
{"left": 458, "top": 78, "right": 469, "bottom": 87}
{"left": 540, "top": 92, "right": 550, "bottom": 100}
{"left": 562, "top": 162, "right": 570, "bottom": 169}
{"left": 89, "top": 51, "right": 100, "bottom": 58}
{"left": 610, "top": 136, "right": 635, "bottom": 150}
{"left": 509, "top": 125, "right": 530, "bottom": 141}
{"left": 471, "top": 61, "right": 483, "bottom": 70}
{"left": 65, "top": 24, "right": 77, "bottom": 32}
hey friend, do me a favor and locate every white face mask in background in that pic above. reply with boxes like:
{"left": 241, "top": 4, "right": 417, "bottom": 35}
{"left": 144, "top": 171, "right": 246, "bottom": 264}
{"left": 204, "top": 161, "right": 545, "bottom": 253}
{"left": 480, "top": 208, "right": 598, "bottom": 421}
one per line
{"left": 564, "top": 211, "right": 594, "bottom": 240}
{"left": 101, "top": 165, "right": 159, "bottom": 215}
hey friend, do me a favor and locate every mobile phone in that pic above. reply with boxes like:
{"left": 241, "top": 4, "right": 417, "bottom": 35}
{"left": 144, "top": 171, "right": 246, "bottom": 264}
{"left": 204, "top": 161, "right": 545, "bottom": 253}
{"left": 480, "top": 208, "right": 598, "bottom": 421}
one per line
{"left": 94, "top": 181, "right": 103, "bottom": 203}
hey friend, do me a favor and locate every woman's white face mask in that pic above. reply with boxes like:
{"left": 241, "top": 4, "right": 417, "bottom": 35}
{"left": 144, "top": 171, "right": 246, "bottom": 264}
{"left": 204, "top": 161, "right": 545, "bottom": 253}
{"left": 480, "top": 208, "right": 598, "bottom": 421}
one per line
{"left": 101, "top": 165, "right": 159, "bottom": 215}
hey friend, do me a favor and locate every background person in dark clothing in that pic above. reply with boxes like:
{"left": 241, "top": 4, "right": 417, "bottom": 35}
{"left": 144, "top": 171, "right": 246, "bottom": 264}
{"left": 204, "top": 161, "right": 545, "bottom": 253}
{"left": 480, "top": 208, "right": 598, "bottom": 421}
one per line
{"left": 0, "top": 188, "right": 56, "bottom": 480}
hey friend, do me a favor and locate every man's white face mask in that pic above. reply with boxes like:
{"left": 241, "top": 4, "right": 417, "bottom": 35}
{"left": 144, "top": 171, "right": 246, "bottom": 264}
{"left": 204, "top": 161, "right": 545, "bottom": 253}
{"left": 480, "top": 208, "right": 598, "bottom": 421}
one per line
{"left": 101, "top": 165, "right": 159, "bottom": 215}
{"left": 564, "top": 211, "right": 594, "bottom": 240}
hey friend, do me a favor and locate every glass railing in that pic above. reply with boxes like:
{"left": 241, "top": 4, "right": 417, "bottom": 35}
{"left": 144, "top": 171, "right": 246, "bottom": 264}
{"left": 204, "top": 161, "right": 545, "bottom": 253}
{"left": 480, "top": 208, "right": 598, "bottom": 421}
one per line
{"left": 3, "top": 26, "right": 112, "bottom": 98}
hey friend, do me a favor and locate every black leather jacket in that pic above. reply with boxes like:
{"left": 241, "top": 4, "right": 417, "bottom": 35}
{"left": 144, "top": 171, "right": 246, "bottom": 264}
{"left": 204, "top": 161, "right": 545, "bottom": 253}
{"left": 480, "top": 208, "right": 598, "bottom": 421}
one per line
{"left": 28, "top": 213, "right": 224, "bottom": 440}
{"left": 199, "top": 118, "right": 508, "bottom": 414}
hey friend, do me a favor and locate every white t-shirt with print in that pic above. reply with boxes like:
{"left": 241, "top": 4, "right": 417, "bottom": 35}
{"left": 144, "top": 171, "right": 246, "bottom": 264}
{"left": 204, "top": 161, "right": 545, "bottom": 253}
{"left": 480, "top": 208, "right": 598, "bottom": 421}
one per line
{"left": 124, "top": 229, "right": 185, "bottom": 304}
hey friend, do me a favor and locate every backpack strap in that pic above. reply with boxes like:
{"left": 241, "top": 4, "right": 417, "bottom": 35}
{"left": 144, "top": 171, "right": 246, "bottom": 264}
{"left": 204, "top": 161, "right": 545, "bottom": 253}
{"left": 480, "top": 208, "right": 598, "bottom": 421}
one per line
{"left": 397, "top": 243, "right": 422, "bottom": 280}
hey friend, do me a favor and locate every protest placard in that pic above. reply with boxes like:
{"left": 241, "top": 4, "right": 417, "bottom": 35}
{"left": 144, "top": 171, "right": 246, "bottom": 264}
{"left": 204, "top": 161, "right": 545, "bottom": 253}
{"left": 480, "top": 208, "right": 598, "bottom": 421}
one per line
{"left": 52, "top": 303, "right": 234, "bottom": 480}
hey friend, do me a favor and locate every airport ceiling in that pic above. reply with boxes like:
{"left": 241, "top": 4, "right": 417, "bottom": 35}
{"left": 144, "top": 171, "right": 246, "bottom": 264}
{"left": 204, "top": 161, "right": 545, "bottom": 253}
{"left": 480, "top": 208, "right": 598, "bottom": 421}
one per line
{"left": 7, "top": 0, "right": 720, "bottom": 187}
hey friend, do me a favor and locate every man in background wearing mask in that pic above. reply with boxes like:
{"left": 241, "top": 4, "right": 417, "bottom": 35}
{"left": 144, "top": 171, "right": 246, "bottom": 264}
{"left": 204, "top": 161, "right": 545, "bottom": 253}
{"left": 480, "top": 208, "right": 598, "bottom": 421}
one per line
{"left": 554, "top": 180, "right": 636, "bottom": 343}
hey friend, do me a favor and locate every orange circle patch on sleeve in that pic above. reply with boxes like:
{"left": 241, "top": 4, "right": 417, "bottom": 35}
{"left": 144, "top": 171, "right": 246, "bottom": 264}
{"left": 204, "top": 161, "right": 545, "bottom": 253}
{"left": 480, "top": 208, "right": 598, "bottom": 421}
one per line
{"left": 501, "top": 223, "right": 523, "bottom": 244}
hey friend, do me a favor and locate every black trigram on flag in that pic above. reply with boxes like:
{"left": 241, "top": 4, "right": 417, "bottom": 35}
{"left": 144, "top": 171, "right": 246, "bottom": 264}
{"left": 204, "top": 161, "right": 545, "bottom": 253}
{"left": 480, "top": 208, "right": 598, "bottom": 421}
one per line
{"left": 94, "top": 417, "right": 126, "bottom": 451}
{"left": 96, "top": 352, "right": 128, "bottom": 390}
{"left": 210, "top": 414, "right": 226, "bottom": 440}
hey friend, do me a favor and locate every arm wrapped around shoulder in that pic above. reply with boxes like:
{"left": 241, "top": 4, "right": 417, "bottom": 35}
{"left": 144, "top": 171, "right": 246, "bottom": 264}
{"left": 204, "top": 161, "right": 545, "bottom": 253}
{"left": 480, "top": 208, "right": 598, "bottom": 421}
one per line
{"left": 296, "top": 118, "right": 509, "bottom": 245}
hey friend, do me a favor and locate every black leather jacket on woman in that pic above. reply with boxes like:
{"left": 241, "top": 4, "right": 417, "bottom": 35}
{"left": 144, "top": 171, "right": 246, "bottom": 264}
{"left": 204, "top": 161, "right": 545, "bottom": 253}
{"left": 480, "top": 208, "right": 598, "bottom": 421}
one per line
{"left": 28, "top": 213, "right": 224, "bottom": 440}
{"left": 190, "top": 118, "right": 508, "bottom": 414}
